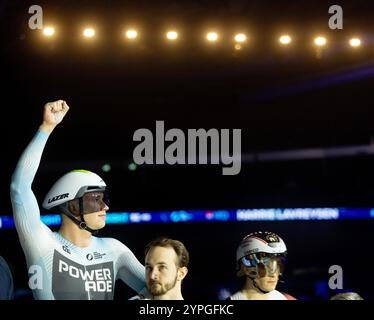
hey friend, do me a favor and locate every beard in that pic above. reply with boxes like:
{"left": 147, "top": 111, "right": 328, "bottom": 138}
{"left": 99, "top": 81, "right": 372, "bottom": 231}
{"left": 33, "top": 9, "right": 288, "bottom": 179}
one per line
{"left": 148, "top": 276, "right": 178, "bottom": 296}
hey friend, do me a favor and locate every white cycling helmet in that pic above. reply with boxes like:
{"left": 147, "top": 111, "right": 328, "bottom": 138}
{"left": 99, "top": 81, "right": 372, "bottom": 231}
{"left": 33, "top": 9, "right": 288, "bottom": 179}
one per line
{"left": 236, "top": 231, "right": 287, "bottom": 262}
{"left": 236, "top": 231, "right": 287, "bottom": 276}
{"left": 43, "top": 169, "right": 106, "bottom": 210}
{"left": 236, "top": 232, "right": 288, "bottom": 293}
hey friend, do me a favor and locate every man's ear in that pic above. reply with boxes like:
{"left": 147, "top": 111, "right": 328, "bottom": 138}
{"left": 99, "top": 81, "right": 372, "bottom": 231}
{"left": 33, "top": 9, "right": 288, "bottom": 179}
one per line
{"left": 67, "top": 199, "right": 80, "bottom": 215}
{"left": 177, "top": 267, "right": 188, "bottom": 281}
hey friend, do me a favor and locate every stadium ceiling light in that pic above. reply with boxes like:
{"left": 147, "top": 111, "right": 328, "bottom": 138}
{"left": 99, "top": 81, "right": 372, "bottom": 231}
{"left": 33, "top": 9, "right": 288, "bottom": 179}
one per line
{"left": 43, "top": 26, "right": 55, "bottom": 37}
{"left": 166, "top": 31, "right": 178, "bottom": 40}
{"left": 314, "top": 36, "right": 327, "bottom": 46}
{"left": 349, "top": 38, "right": 361, "bottom": 47}
{"left": 279, "top": 35, "right": 292, "bottom": 45}
{"left": 83, "top": 28, "right": 95, "bottom": 38}
{"left": 126, "top": 29, "right": 138, "bottom": 39}
{"left": 206, "top": 32, "right": 218, "bottom": 42}
{"left": 234, "top": 33, "right": 247, "bottom": 43}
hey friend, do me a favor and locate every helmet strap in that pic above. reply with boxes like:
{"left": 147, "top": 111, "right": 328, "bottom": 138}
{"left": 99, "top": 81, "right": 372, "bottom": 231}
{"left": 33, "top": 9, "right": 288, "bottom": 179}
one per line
{"left": 251, "top": 277, "right": 271, "bottom": 294}
{"left": 59, "top": 201, "right": 98, "bottom": 235}
{"left": 246, "top": 268, "right": 271, "bottom": 294}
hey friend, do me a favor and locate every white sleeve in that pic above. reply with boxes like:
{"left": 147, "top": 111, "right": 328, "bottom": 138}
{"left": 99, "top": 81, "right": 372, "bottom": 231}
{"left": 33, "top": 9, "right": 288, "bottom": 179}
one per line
{"left": 10, "top": 130, "right": 55, "bottom": 258}
{"left": 111, "top": 239, "right": 149, "bottom": 295}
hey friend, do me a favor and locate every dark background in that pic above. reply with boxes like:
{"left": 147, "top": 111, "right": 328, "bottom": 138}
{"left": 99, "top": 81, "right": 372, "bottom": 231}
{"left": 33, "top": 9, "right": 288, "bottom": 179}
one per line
{"left": 1, "top": 0, "right": 374, "bottom": 300}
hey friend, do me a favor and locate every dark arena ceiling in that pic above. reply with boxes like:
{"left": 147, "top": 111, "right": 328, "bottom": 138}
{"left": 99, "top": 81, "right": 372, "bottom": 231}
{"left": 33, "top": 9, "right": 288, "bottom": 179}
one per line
{"left": 2, "top": 0, "right": 374, "bottom": 211}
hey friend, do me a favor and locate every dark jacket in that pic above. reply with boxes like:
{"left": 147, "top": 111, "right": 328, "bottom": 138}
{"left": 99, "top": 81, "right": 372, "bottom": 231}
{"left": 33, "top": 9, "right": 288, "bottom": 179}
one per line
{"left": 0, "top": 256, "right": 14, "bottom": 300}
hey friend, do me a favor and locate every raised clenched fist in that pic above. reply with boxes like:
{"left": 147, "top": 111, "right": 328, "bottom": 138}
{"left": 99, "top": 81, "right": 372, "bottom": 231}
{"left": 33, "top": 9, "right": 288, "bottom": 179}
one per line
{"left": 42, "top": 100, "right": 69, "bottom": 127}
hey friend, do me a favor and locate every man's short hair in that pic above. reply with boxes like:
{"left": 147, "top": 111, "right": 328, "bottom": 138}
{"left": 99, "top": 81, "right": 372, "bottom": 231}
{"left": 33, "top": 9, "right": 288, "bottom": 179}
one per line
{"left": 145, "top": 237, "right": 189, "bottom": 268}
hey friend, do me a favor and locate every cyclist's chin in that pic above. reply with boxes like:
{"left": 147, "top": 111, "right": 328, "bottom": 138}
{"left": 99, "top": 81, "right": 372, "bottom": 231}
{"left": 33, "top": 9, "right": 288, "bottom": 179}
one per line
{"left": 92, "top": 219, "right": 106, "bottom": 230}
{"left": 85, "top": 212, "right": 107, "bottom": 230}
{"left": 93, "top": 221, "right": 106, "bottom": 229}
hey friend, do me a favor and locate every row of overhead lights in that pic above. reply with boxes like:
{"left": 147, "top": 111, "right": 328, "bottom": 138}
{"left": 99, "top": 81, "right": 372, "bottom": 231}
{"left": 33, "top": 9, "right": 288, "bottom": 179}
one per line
{"left": 41, "top": 27, "right": 362, "bottom": 48}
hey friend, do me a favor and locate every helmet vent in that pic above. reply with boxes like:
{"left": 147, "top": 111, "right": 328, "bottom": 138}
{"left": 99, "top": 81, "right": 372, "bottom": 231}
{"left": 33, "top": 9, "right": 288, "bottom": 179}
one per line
{"left": 87, "top": 186, "right": 101, "bottom": 190}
